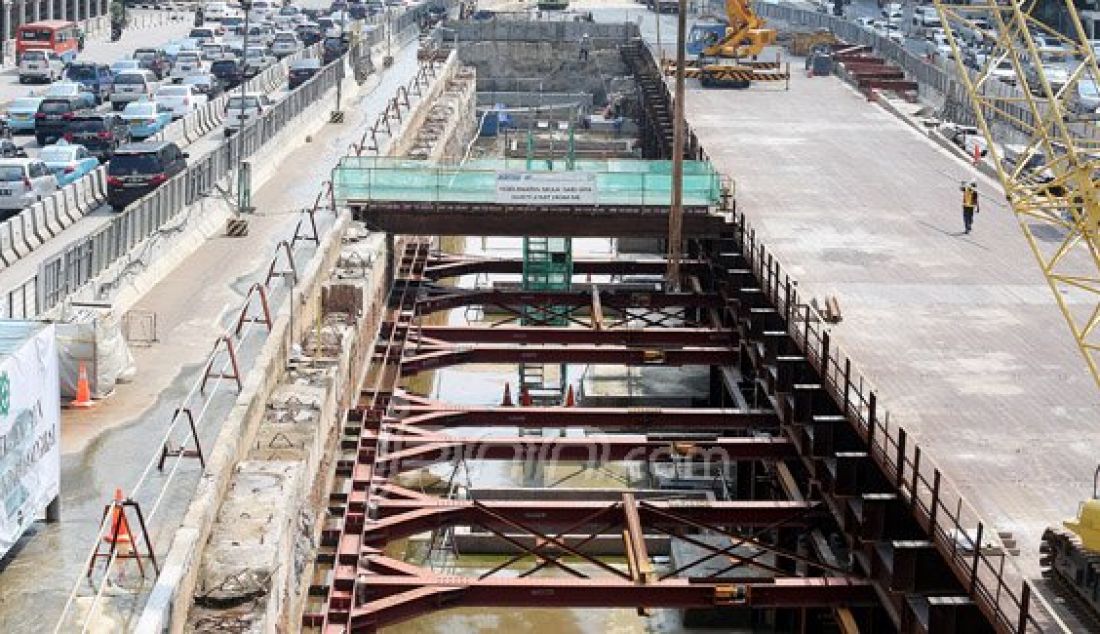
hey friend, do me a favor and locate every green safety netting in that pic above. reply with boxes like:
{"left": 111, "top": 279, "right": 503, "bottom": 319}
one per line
{"left": 332, "top": 157, "right": 723, "bottom": 207}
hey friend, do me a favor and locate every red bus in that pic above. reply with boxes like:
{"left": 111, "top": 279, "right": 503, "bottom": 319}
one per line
{"left": 15, "top": 21, "right": 81, "bottom": 63}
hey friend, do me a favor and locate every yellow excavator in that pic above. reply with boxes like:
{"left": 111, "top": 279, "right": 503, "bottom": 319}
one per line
{"left": 665, "top": 0, "right": 788, "bottom": 88}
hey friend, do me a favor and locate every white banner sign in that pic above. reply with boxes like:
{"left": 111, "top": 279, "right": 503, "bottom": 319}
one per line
{"left": 0, "top": 324, "right": 60, "bottom": 558}
{"left": 495, "top": 171, "right": 597, "bottom": 206}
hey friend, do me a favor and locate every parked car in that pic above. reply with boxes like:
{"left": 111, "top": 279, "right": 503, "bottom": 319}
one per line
{"left": 106, "top": 141, "right": 189, "bottom": 211}
{"left": 1069, "top": 79, "right": 1100, "bottom": 115}
{"left": 248, "top": 0, "right": 277, "bottom": 22}
{"left": 171, "top": 51, "right": 209, "bottom": 82}
{"left": 210, "top": 58, "right": 245, "bottom": 88}
{"left": 246, "top": 23, "right": 276, "bottom": 46}
{"left": 110, "top": 59, "right": 142, "bottom": 75}
{"left": 188, "top": 27, "right": 219, "bottom": 45}
{"left": 5, "top": 97, "right": 45, "bottom": 134}
{"left": 120, "top": 101, "right": 173, "bottom": 140}
{"left": 271, "top": 31, "right": 302, "bottom": 57}
{"left": 322, "top": 36, "right": 348, "bottom": 64}
{"left": 297, "top": 24, "right": 323, "bottom": 47}
{"left": 912, "top": 6, "right": 941, "bottom": 28}
{"left": 64, "top": 63, "right": 114, "bottom": 104}
{"left": 222, "top": 15, "right": 245, "bottom": 33}
{"left": 243, "top": 46, "right": 277, "bottom": 76}
{"left": 224, "top": 92, "right": 272, "bottom": 135}
{"left": 204, "top": 1, "right": 230, "bottom": 20}
{"left": 0, "top": 139, "right": 26, "bottom": 159}
{"left": 18, "top": 50, "right": 65, "bottom": 84}
{"left": 62, "top": 114, "right": 131, "bottom": 160}
{"left": 182, "top": 73, "right": 223, "bottom": 98}
{"left": 0, "top": 159, "right": 58, "bottom": 214}
{"left": 288, "top": 58, "right": 322, "bottom": 89}
{"left": 35, "top": 97, "right": 90, "bottom": 146}
{"left": 40, "top": 143, "right": 99, "bottom": 186}
{"left": 110, "top": 70, "right": 161, "bottom": 111}
{"left": 154, "top": 85, "right": 208, "bottom": 119}
{"left": 201, "top": 42, "right": 231, "bottom": 61}
{"left": 43, "top": 82, "right": 97, "bottom": 109}
{"left": 133, "top": 48, "right": 170, "bottom": 80}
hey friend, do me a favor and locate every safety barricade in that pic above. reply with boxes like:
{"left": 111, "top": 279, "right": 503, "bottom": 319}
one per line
{"left": 60, "top": 185, "right": 81, "bottom": 228}
{"left": 40, "top": 194, "right": 63, "bottom": 237}
{"left": 13, "top": 209, "right": 41, "bottom": 256}
{"left": 92, "top": 168, "right": 108, "bottom": 204}
{"left": 0, "top": 221, "right": 18, "bottom": 267}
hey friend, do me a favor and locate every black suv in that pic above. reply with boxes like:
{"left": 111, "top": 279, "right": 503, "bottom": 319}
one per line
{"left": 133, "top": 48, "right": 169, "bottom": 79}
{"left": 322, "top": 36, "right": 348, "bottom": 64}
{"left": 210, "top": 59, "right": 244, "bottom": 89}
{"left": 288, "top": 58, "right": 322, "bottom": 90}
{"left": 63, "top": 114, "right": 131, "bottom": 160}
{"left": 297, "top": 25, "right": 323, "bottom": 47}
{"left": 35, "top": 97, "right": 90, "bottom": 146}
{"left": 106, "top": 141, "right": 189, "bottom": 211}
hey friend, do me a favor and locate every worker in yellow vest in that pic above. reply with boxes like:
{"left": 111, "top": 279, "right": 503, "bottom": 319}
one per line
{"left": 961, "top": 181, "right": 979, "bottom": 234}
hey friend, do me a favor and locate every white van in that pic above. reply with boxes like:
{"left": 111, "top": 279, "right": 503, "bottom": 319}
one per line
{"left": 0, "top": 159, "right": 58, "bottom": 213}
{"left": 18, "top": 50, "right": 65, "bottom": 84}
{"left": 109, "top": 69, "right": 161, "bottom": 111}
{"left": 224, "top": 92, "right": 273, "bottom": 135}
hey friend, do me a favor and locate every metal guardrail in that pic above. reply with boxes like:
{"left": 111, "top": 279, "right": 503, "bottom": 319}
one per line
{"left": 0, "top": 49, "right": 352, "bottom": 319}
{"left": 732, "top": 210, "right": 1048, "bottom": 632}
{"left": 0, "top": 3, "right": 436, "bottom": 319}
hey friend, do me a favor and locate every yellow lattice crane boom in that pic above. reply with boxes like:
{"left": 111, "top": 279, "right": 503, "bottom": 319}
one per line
{"left": 931, "top": 0, "right": 1100, "bottom": 619}
{"left": 932, "top": 0, "right": 1100, "bottom": 390}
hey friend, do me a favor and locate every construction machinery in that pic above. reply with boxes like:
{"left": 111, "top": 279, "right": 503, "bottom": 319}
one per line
{"left": 664, "top": 0, "right": 789, "bottom": 88}
{"left": 932, "top": 0, "right": 1100, "bottom": 622}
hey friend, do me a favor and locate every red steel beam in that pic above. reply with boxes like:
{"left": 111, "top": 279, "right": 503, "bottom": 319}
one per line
{"left": 416, "top": 288, "right": 722, "bottom": 315}
{"left": 361, "top": 500, "right": 821, "bottom": 543}
{"left": 420, "top": 255, "right": 711, "bottom": 281}
{"left": 368, "top": 433, "right": 794, "bottom": 474}
{"left": 384, "top": 405, "right": 778, "bottom": 429}
{"left": 397, "top": 344, "right": 735, "bottom": 374}
{"left": 348, "top": 576, "right": 876, "bottom": 631}
{"left": 398, "top": 325, "right": 735, "bottom": 346}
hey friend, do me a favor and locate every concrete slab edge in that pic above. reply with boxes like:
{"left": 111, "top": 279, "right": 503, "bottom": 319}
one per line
{"left": 135, "top": 211, "right": 353, "bottom": 634}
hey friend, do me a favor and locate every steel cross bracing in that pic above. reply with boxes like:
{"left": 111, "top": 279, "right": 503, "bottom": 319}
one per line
{"left": 304, "top": 236, "right": 1043, "bottom": 632}
{"left": 304, "top": 247, "right": 886, "bottom": 632}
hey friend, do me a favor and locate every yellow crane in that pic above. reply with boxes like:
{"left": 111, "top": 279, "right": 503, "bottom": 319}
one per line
{"left": 664, "top": 0, "right": 787, "bottom": 88}
{"left": 932, "top": 0, "right": 1100, "bottom": 620}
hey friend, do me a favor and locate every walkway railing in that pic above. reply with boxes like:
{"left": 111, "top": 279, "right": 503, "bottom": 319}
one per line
{"left": 731, "top": 209, "right": 1052, "bottom": 633}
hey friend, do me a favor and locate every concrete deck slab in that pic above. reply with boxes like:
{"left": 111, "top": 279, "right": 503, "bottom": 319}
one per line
{"left": 682, "top": 60, "right": 1100, "bottom": 583}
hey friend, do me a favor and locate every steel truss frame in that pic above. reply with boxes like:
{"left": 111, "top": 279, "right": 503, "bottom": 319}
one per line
{"left": 305, "top": 246, "right": 877, "bottom": 632}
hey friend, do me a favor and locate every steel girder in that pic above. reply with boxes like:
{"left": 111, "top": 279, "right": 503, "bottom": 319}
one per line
{"left": 378, "top": 404, "right": 779, "bottom": 429}
{"left": 420, "top": 254, "right": 712, "bottom": 281}
{"left": 366, "top": 432, "right": 795, "bottom": 475}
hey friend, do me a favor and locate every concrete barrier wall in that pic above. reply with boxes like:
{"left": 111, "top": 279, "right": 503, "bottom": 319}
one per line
{"left": 134, "top": 42, "right": 459, "bottom": 631}
{"left": 135, "top": 209, "right": 354, "bottom": 634}
{"left": 440, "top": 19, "right": 639, "bottom": 44}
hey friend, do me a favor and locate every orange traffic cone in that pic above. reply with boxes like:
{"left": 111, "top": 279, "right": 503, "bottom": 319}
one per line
{"left": 562, "top": 384, "right": 575, "bottom": 407}
{"left": 501, "top": 382, "right": 513, "bottom": 407}
{"left": 972, "top": 143, "right": 982, "bottom": 166}
{"left": 70, "top": 361, "right": 94, "bottom": 408}
{"left": 519, "top": 387, "right": 532, "bottom": 407}
{"left": 103, "top": 488, "right": 134, "bottom": 549}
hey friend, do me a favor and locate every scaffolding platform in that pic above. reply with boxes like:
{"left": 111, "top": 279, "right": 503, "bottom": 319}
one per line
{"left": 332, "top": 157, "right": 731, "bottom": 236}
